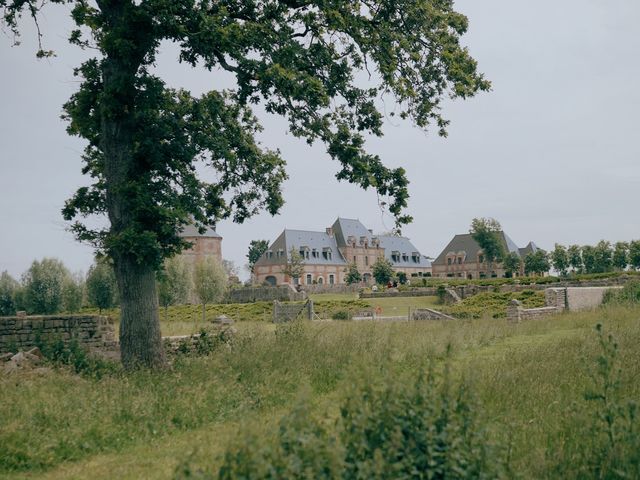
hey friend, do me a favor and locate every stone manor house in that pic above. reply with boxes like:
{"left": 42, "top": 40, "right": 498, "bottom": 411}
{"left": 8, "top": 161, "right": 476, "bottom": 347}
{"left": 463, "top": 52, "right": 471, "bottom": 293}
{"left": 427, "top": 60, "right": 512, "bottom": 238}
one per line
{"left": 254, "top": 218, "right": 432, "bottom": 286}
{"left": 178, "top": 224, "right": 222, "bottom": 265}
{"left": 431, "top": 231, "right": 541, "bottom": 279}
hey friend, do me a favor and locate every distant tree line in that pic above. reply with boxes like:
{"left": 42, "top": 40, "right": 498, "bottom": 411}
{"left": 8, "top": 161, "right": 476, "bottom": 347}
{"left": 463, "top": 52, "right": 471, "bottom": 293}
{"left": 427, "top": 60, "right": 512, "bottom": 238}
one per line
{"left": 549, "top": 241, "right": 640, "bottom": 276}
{"left": 0, "top": 255, "right": 230, "bottom": 317}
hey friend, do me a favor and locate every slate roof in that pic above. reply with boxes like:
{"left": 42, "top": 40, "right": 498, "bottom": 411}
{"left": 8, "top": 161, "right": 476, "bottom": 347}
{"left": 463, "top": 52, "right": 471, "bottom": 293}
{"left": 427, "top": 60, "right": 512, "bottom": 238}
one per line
{"left": 333, "top": 217, "right": 429, "bottom": 267}
{"left": 331, "top": 218, "right": 372, "bottom": 246}
{"left": 432, "top": 232, "right": 531, "bottom": 266}
{"left": 178, "top": 224, "right": 222, "bottom": 238}
{"left": 378, "top": 235, "right": 431, "bottom": 268}
{"left": 257, "top": 229, "right": 347, "bottom": 266}
{"left": 256, "top": 217, "right": 428, "bottom": 268}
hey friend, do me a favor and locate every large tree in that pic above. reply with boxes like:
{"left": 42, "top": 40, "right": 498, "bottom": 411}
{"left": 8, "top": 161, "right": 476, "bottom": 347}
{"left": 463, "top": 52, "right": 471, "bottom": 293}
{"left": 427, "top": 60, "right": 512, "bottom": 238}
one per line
{"left": 3, "top": 0, "right": 489, "bottom": 367}
{"left": 246, "top": 239, "right": 269, "bottom": 274}
{"left": 469, "top": 217, "right": 505, "bottom": 276}
{"left": 550, "top": 243, "right": 569, "bottom": 277}
{"left": 157, "top": 256, "right": 192, "bottom": 320}
{"left": 523, "top": 250, "right": 550, "bottom": 277}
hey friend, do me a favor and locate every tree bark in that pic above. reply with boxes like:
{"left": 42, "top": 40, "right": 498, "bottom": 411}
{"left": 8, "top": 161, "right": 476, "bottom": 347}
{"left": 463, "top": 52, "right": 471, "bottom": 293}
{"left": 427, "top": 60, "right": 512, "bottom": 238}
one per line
{"left": 115, "top": 258, "right": 166, "bottom": 368}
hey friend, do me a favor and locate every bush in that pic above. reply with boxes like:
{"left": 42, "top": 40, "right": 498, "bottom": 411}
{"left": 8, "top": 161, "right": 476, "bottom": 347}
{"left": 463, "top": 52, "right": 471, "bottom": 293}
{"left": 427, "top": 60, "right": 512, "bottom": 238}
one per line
{"left": 331, "top": 310, "right": 352, "bottom": 320}
{"left": 186, "top": 364, "right": 504, "bottom": 479}
{"left": 549, "top": 324, "right": 640, "bottom": 478}
{"left": 603, "top": 280, "right": 640, "bottom": 305}
{"left": 442, "top": 290, "right": 545, "bottom": 319}
{"left": 35, "top": 336, "right": 118, "bottom": 378}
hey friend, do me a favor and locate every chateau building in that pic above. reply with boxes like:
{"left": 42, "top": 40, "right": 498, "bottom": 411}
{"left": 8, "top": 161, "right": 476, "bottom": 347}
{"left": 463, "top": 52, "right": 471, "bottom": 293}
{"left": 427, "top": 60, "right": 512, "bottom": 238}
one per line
{"left": 254, "top": 218, "right": 431, "bottom": 286}
{"left": 431, "top": 231, "right": 540, "bottom": 279}
{"left": 178, "top": 224, "right": 222, "bottom": 266}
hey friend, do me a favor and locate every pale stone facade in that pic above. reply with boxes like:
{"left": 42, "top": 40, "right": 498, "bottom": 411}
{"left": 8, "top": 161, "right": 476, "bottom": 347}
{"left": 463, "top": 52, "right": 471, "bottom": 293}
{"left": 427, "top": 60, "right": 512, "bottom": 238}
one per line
{"left": 254, "top": 218, "right": 431, "bottom": 286}
{"left": 178, "top": 225, "right": 222, "bottom": 266}
{"left": 431, "top": 232, "right": 539, "bottom": 279}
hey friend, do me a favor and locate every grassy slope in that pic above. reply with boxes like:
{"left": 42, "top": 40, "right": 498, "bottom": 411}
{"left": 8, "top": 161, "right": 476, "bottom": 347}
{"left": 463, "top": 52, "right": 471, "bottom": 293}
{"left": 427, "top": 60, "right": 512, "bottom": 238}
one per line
{"left": 2, "top": 305, "right": 639, "bottom": 479}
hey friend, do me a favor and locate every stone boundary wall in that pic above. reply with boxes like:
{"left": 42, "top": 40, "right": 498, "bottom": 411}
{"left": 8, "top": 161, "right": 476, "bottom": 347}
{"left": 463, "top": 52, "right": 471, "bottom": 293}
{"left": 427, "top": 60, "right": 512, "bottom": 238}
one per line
{"left": 361, "top": 289, "right": 438, "bottom": 299}
{"left": 412, "top": 309, "right": 456, "bottom": 321}
{"left": 507, "top": 286, "right": 620, "bottom": 322}
{"left": 565, "top": 287, "right": 621, "bottom": 311}
{"left": 226, "top": 285, "right": 306, "bottom": 304}
{"left": 300, "top": 284, "right": 361, "bottom": 295}
{"left": 0, "top": 315, "right": 116, "bottom": 353}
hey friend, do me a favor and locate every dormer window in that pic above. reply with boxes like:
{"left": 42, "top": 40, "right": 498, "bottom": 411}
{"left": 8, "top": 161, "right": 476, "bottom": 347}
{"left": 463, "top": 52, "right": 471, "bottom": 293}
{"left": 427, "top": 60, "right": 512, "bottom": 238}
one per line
{"left": 299, "top": 246, "right": 310, "bottom": 260}
{"left": 266, "top": 250, "right": 273, "bottom": 259}
{"left": 276, "top": 249, "right": 284, "bottom": 259}
{"left": 311, "top": 248, "right": 318, "bottom": 258}
{"left": 322, "top": 247, "right": 332, "bottom": 260}
{"left": 391, "top": 250, "right": 401, "bottom": 262}
{"left": 402, "top": 253, "right": 409, "bottom": 262}
{"left": 412, "top": 252, "right": 420, "bottom": 263}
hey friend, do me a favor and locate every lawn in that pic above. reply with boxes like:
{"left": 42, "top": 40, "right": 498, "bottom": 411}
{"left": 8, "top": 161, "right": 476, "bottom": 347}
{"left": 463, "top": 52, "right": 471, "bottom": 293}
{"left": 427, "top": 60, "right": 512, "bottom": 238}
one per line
{"left": 2, "top": 304, "right": 639, "bottom": 479}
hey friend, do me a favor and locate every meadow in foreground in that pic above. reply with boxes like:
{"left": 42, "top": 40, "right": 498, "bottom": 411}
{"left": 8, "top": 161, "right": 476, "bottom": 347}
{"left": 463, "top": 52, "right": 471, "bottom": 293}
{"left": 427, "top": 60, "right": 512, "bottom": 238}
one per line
{"left": 1, "top": 304, "right": 639, "bottom": 479}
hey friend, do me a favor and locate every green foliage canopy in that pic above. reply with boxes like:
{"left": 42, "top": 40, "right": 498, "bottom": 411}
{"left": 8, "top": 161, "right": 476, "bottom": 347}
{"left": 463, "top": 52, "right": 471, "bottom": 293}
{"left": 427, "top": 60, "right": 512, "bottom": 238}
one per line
{"left": 0, "top": 271, "right": 19, "bottom": 316}
{"left": 344, "top": 263, "right": 362, "bottom": 285}
{"left": 502, "top": 251, "right": 522, "bottom": 278}
{"left": 282, "top": 248, "right": 305, "bottom": 282}
{"left": 86, "top": 260, "right": 118, "bottom": 313}
{"left": 193, "top": 257, "right": 227, "bottom": 307}
{"left": 524, "top": 250, "right": 550, "bottom": 276}
{"left": 21, "top": 258, "right": 70, "bottom": 315}
{"left": 551, "top": 243, "right": 569, "bottom": 276}
{"left": 372, "top": 257, "right": 394, "bottom": 285}
{"left": 247, "top": 240, "right": 269, "bottom": 274}
{"left": 157, "top": 256, "right": 191, "bottom": 314}
{"left": 469, "top": 217, "right": 505, "bottom": 268}
{"left": 2, "top": 0, "right": 490, "bottom": 267}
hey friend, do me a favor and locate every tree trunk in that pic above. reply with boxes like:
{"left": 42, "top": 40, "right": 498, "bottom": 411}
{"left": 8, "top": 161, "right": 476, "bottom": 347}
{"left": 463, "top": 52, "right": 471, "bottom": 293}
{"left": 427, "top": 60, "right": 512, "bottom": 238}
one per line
{"left": 115, "top": 257, "right": 166, "bottom": 369}
{"left": 99, "top": 2, "right": 165, "bottom": 368}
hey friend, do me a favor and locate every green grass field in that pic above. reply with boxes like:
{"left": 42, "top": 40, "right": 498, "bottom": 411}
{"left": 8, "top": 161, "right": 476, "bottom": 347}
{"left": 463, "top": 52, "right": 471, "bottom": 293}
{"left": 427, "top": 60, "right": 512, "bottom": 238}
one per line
{"left": 2, "top": 304, "right": 639, "bottom": 479}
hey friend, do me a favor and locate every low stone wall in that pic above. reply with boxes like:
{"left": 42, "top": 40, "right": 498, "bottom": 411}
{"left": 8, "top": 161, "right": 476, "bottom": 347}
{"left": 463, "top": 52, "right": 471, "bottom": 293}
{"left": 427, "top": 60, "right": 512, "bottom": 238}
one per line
{"left": 361, "top": 288, "right": 437, "bottom": 299}
{"left": 412, "top": 308, "right": 456, "bottom": 321}
{"left": 300, "top": 284, "right": 361, "bottom": 295}
{"left": 0, "top": 315, "right": 116, "bottom": 353}
{"left": 565, "top": 287, "right": 621, "bottom": 311}
{"left": 507, "top": 285, "right": 620, "bottom": 322}
{"left": 507, "top": 300, "right": 561, "bottom": 323}
{"left": 226, "top": 285, "right": 306, "bottom": 304}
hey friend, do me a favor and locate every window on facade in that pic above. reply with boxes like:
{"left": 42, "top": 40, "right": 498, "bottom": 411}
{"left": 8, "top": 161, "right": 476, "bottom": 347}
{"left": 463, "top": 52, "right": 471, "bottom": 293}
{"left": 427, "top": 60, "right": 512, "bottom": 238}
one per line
{"left": 306, "top": 274, "right": 312, "bottom": 285}
{"left": 318, "top": 277, "right": 323, "bottom": 285}
{"left": 457, "top": 257, "right": 463, "bottom": 264}
{"left": 329, "top": 274, "right": 335, "bottom": 285}
{"left": 447, "top": 257, "right": 452, "bottom": 265}
{"left": 353, "top": 256, "right": 357, "bottom": 263}
{"left": 479, "top": 255, "right": 484, "bottom": 264}
{"left": 365, "top": 256, "right": 369, "bottom": 266}
{"left": 267, "top": 250, "right": 273, "bottom": 259}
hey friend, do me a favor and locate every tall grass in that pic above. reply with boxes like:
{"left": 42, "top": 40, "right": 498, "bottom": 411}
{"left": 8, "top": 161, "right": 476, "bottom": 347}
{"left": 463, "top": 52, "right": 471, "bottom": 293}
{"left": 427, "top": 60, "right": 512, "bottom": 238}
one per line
{"left": 1, "top": 305, "right": 639, "bottom": 478}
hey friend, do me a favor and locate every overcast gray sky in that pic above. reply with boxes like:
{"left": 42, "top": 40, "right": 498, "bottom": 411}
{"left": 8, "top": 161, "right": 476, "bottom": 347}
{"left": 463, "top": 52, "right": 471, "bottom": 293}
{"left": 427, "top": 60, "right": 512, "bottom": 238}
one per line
{"left": 1, "top": 1, "right": 639, "bottom": 280}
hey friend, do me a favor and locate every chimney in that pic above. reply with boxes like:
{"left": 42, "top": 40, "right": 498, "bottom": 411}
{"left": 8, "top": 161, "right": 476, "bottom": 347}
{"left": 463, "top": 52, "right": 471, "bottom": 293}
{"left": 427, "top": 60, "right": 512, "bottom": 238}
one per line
{"left": 326, "top": 227, "right": 333, "bottom": 237}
